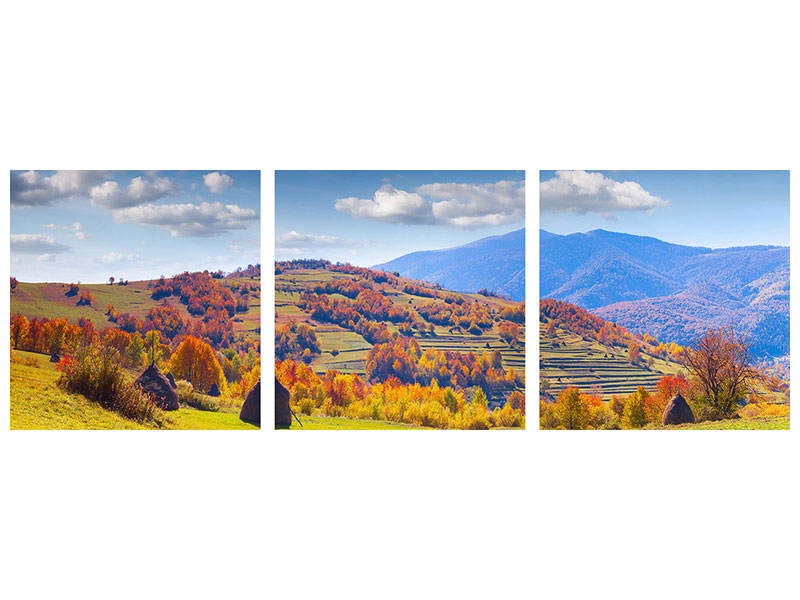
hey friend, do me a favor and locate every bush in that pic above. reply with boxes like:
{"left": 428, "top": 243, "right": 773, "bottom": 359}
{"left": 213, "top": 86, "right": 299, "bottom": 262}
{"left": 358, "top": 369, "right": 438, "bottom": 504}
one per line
{"left": 58, "top": 345, "right": 168, "bottom": 426}
{"left": 175, "top": 379, "right": 220, "bottom": 412}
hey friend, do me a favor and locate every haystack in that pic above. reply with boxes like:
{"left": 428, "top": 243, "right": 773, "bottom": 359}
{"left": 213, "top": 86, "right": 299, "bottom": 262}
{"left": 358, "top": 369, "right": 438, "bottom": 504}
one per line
{"left": 50, "top": 353, "right": 60, "bottom": 363}
{"left": 239, "top": 379, "right": 260, "bottom": 426}
{"left": 165, "top": 372, "right": 177, "bottom": 389}
{"left": 662, "top": 393, "right": 695, "bottom": 426}
{"left": 275, "top": 377, "right": 291, "bottom": 429}
{"left": 207, "top": 382, "right": 220, "bottom": 397}
{"left": 134, "top": 363, "right": 179, "bottom": 411}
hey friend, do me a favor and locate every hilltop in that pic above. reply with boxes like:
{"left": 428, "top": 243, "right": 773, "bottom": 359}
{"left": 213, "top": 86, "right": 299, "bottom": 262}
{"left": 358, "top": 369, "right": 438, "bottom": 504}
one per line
{"left": 11, "top": 271, "right": 261, "bottom": 346}
{"left": 540, "top": 229, "right": 789, "bottom": 356}
{"left": 373, "top": 228, "right": 525, "bottom": 301}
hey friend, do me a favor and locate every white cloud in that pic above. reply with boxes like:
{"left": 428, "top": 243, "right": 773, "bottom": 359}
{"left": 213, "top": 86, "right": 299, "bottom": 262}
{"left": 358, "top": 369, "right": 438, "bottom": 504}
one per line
{"left": 45, "top": 221, "right": 83, "bottom": 231}
{"left": 75, "top": 231, "right": 90, "bottom": 240}
{"left": 11, "top": 233, "right": 70, "bottom": 254}
{"left": 203, "top": 172, "right": 234, "bottom": 193}
{"left": 275, "top": 230, "right": 358, "bottom": 252}
{"left": 36, "top": 254, "right": 56, "bottom": 262}
{"left": 335, "top": 185, "right": 435, "bottom": 224}
{"left": 229, "top": 244, "right": 243, "bottom": 253}
{"left": 90, "top": 174, "right": 175, "bottom": 209}
{"left": 11, "top": 171, "right": 112, "bottom": 206}
{"left": 100, "top": 252, "right": 137, "bottom": 263}
{"left": 334, "top": 180, "right": 525, "bottom": 228}
{"left": 11, "top": 170, "right": 177, "bottom": 210}
{"left": 540, "top": 170, "right": 668, "bottom": 214}
{"left": 113, "top": 201, "right": 258, "bottom": 237}
{"left": 420, "top": 180, "right": 525, "bottom": 227}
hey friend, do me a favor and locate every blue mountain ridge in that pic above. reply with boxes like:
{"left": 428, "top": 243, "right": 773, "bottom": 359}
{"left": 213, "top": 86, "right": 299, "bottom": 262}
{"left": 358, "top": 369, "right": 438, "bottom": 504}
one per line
{"left": 540, "top": 229, "right": 789, "bottom": 357}
{"left": 373, "top": 228, "right": 525, "bottom": 301}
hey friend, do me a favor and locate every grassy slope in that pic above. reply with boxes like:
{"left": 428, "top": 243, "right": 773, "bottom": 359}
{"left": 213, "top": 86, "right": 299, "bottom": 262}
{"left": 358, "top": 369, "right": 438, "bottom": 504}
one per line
{"left": 275, "top": 267, "right": 526, "bottom": 429}
{"left": 276, "top": 268, "right": 526, "bottom": 380}
{"left": 540, "top": 321, "right": 682, "bottom": 399}
{"left": 652, "top": 416, "right": 789, "bottom": 430}
{"left": 10, "top": 350, "right": 258, "bottom": 430}
{"left": 285, "top": 416, "right": 431, "bottom": 430}
{"left": 11, "top": 275, "right": 261, "bottom": 342}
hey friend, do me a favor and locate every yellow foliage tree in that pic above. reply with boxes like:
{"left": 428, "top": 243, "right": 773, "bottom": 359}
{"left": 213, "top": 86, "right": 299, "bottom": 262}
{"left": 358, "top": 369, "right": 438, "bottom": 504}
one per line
{"left": 168, "top": 335, "right": 226, "bottom": 393}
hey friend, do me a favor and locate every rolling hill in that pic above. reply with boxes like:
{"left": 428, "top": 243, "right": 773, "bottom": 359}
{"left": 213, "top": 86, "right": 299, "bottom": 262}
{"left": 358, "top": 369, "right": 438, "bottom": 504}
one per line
{"left": 11, "top": 275, "right": 261, "bottom": 343}
{"left": 539, "top": 299, "right": 683, "bottom": 400}
{"left": 540, "top": 229, "right": 789, "bottom": 356}
{"left": 275, "top": 260, "right": 526, "bottom": 429}
{"left": 373, "top": 228, "right": 525, "bottom": 301}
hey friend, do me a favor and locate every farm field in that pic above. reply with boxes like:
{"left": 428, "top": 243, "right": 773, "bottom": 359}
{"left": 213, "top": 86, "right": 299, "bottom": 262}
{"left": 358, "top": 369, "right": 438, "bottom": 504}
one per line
{"left": 540, "top": 322, "right": 681, "bottom": 399}
{"left": 10, "top": 350, "right": 258, "bottom": 430}
{"left": 12, "top": 276, "right": 261, "bottom": 343}
{"left": 277, "top": 269, "right": 525, "bottom": 381}
{"left": 276, "top": 264, "right": 526, "bottom": 429}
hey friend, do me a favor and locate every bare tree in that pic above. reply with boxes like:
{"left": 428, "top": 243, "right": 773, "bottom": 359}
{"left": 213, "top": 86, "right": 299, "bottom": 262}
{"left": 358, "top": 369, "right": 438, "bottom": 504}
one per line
{"left": 680, "top": 327, "right": 764, "bottom": 417}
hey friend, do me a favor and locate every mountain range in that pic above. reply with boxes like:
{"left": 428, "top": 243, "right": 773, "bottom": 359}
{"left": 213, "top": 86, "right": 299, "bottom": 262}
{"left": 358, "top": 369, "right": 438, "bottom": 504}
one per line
{"left": 540, "top": 229, "right": 789, "bottom": 357}
{"left": 373, "top": 228, "right": 525, "bottom": 301}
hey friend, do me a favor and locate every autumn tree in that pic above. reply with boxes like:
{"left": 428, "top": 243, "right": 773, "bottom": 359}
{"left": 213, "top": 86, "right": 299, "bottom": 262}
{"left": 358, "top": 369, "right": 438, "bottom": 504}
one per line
{"left": 11, "top": 314, "right": 29, "bottom": 349}
{"left": 554, "top": 387, "right": 592, "bottom": 430}
{"left": 627, "top": 342, "right": 641, "bottom": 364}
{"left": 622, "top": 386, "right": 649, "bottom": 429}
{"left": 680, "top": 327, "right": 764, "bottom": 418}
{"left": 125, "top": 333, "right": 145, "bottom": 368}
{"left": 168, "top": 335, "right": 226, "bottom": 394}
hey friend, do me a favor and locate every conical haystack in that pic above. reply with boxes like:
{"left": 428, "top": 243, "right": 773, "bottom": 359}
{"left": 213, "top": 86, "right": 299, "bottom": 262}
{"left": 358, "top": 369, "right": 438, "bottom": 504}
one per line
{"left": 662, "top": 392, "right": 695, "bottom": 426}
{"left": 239, "top": 379, "right": 260, "bottom": 426}
{"left": 134, "top": 363, "right": 179, "bottom": 411}
{"left": 275, "top": 377, "right": 291, "bottom": 429}
{"left": 207, "top": 382, "right": 220, "bottom": 397}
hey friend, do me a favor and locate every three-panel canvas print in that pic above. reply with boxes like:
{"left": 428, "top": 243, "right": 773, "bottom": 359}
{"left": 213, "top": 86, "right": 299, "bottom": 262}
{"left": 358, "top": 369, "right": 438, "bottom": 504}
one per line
{"left": 8, "top": 170, "right": 790, "bottom": 430}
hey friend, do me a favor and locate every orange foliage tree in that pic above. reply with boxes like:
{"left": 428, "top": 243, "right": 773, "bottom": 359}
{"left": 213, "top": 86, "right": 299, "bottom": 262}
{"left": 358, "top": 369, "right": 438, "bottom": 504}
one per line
{"left": 168, "top": 335, "right": 226, "bottom": 393}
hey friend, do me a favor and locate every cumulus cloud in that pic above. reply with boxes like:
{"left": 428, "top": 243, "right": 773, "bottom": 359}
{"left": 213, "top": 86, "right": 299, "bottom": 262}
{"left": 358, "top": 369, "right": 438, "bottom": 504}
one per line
{"left": 335, "top": 185, "right": 432, "bottom": 224}
{"left": 11, "top": 170, "right": 177, "bottom": 210}
{"left": 276, "top": 230, "right": 359, "bottom": 252}
{"left": 90, "top": 174, "right": 175, "bottom": 209}
{"left": 540, "top": 170, "right": 667, "bottom": 215}
{"left": 113, "top": 201, "right": 258, "bottom": 237}
{"left": 203, "top": 172, "right": 234, "bottom": 193}
{"left": 75, "top": 231, "right": 90, "bottom": 240}
{"left": 11, "top": 233, "right": 70, "bottom": 255}
{"left": 334, "top": 180, "right": 525, "bottom": 228}
{"left": 420, "top": 180, "right": 525, "bottom": 227}
{"left": 11, "top": 171, "right": 112, "bottom": 206}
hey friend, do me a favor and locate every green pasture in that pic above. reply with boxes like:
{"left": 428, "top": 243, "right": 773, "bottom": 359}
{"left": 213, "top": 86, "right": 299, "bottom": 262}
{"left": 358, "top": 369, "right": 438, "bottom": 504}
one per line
{"left": 10, "top": 350, "right": 258, "bottom": 430}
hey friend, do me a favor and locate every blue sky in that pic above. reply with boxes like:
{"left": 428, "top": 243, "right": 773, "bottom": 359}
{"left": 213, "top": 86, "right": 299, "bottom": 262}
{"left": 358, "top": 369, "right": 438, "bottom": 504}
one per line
{"left": 11, "top": 170, "right": 260, "bottom": 283}
{"left": 539, "top": 170, "right": 789, "bottom": 248}
{"left": 275, "top": 170, "right": 525, "bottom": 266}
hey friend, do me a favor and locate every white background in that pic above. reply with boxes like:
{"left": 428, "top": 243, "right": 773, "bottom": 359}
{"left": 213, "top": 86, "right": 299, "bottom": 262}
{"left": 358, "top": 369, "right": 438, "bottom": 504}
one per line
{"left": 1, "top": 1, "right": 798, "bottom": 599}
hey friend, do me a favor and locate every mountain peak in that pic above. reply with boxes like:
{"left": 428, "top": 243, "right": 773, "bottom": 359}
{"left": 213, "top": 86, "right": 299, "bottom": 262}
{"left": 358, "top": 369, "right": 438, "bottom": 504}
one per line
{"left": 373, "top": 228, "right": 525, "bottom": 301}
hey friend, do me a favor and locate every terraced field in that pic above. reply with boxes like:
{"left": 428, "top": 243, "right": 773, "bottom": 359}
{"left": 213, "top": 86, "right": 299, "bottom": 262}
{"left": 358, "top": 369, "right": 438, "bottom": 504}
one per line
{"left": 540, "top": 322, "right": 681, "bottom": 399}
{"left": 276, "top": 268, "right": 526, "bottom": 384}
